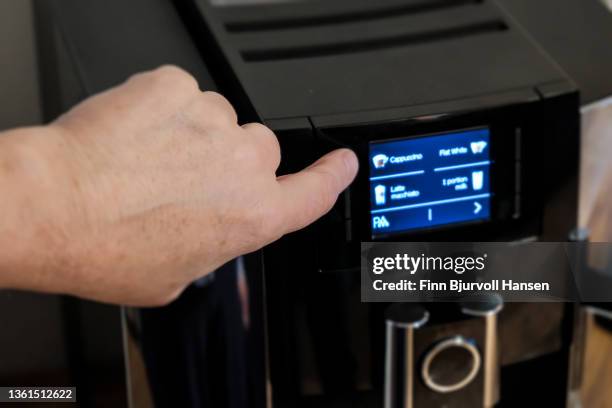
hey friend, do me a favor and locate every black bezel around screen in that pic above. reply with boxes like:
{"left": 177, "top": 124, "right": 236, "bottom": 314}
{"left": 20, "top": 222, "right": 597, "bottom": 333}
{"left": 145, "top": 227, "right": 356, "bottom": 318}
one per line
{"left": 316, "top": 106, "right": 520, "bottom": 242}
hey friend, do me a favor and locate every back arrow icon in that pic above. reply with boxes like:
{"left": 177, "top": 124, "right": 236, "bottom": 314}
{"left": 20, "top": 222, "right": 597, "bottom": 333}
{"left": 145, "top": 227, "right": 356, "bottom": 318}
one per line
{"left": 474, "top": 201, "right": 482, "bottom": 214}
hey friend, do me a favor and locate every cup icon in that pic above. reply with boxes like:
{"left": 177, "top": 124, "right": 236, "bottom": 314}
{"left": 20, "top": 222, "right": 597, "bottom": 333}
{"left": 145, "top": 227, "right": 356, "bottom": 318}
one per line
{"left": 472, "top": 171, "right": 484, "bottom": 191}
{"left": 375, "top": 185, "right": 386, "bottom": 205}
{"left": 372, "top": 154, "right": 389, "bottom": 169}
{"left": 470, "top": 141, "right": 488, "bottom": 154}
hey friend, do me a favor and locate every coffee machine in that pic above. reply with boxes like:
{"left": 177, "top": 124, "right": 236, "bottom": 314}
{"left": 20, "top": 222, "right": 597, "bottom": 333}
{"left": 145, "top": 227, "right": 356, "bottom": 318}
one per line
{"left": 165, "top": 0, "right": 580, "bottom": 406}
{"left": 34, "top": 0, "right": 612, "bottom": 406}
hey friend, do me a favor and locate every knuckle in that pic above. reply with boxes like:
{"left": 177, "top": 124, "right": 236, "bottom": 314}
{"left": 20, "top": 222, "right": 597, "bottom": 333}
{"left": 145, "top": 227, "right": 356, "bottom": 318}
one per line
{"left": 245, "top": 121, "right": 273, "bottom": 135}
{"left": 233, "top": 138, "right": 276, "bottom": 172}
{"left": 232, "top": 141, "right": 259, "bottom": 164}
{"left": 244, "top": 123, "right": 281, "bottom": 163}
{"left": 258, "top": 148, "right": 280, "bottom": 172}
{"left": 150, "top": 65, "right": 198, "bottom": 92}
{"left": 154, "top": 64, "right": 189, "bottom": 79}
{"left": 250, "top": 149, "right": 269, "bottom": 170}
{"left": 201, "top": 91, "right": 238, "bottom": 124}
{"left": 254, "top": 123, "right": 280, "bottom": 145}
{"left": 202, "top": 90, "right": 227, "bottom": 101}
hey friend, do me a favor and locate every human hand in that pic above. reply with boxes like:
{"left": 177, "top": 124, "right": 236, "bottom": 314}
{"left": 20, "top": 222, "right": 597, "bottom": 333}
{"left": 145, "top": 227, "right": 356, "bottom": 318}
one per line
{"left": 0, "top": 66, "right": 357, "bottom": 306}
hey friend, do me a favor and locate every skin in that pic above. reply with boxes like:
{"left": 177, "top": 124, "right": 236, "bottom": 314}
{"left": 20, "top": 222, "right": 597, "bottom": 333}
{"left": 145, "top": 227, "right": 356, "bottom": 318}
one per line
{"left": 0, "top": 66, "right": 358, "bottom": 306}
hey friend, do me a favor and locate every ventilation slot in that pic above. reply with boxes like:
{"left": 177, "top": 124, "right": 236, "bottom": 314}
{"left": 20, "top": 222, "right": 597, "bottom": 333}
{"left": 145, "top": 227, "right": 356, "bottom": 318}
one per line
{"left": 226, "top": 0, "right": 482, "bottom": 32}
{"left": 225, "top": 0, "right": 483, "bottom": 33}
{"left": 241, "top": 20, "right": 508, "bottom": 62}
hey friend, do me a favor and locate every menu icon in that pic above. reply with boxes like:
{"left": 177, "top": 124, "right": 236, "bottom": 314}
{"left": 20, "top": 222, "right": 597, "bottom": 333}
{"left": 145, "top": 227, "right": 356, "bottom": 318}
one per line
{"left": 472, "top": 171, "right": 484, "bottom": 191}
{"left": 470, "top": 141, "right": 488, "bottom": 154}
{"left": 372, "top": 154, "right": 389, "bottom": 169}
{"left": 374, "top": 185, "right": 387, "bottom": 205}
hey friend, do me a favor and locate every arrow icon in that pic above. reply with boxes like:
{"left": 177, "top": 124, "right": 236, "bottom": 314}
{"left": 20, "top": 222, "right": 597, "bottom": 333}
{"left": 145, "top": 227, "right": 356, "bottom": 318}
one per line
{"left": 474, "top": 201, "right": 482, "bottom": 214}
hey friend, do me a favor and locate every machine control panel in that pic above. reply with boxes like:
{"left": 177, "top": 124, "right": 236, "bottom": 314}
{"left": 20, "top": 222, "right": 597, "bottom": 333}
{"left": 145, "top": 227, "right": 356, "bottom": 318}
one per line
{"left": 369, "top": 128, "right": 492, "bottom": 237}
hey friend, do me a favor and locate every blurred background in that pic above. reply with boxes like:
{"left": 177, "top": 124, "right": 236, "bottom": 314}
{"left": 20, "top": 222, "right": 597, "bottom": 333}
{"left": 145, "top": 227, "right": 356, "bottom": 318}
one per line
{"left": 0, "top": 4, "right": 125, "bottom": 403}
{"left": 0, "top": 0, "right": 64, "bottom": 386}
{"left": 0, "top": 0, "right": 40, "bottom": 128}
{"left": 1, "top": 1, "right": 612, "bottom": 407}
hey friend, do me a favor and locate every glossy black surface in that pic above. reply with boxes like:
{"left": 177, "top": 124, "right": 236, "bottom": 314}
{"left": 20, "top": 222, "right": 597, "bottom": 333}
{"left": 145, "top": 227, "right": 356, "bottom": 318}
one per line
{"left": 125, "top": 258, "right": 267, "bottom": 408}
{"left": 262, "top": 93, "right": 578, "bottom": 406}
{"left": 189, "top": 0, "right": 566, "bottom": 120}
{"left": 35, "top": 0, "right": 590, "bottom": 406}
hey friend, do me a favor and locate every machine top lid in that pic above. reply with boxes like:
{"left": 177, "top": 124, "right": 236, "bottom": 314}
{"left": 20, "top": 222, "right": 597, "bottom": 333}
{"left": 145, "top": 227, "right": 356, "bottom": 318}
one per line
{"left": 192, "top": 0, "right": 569, "bottom": 120}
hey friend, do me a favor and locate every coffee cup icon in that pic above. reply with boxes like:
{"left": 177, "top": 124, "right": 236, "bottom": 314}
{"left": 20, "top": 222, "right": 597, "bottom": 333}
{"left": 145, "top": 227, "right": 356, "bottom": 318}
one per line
{"left": 372, "top": 154, "right": 389, "bottom": 169}
{"left": 470, "top": 141, "right": 488, "bottom": 154}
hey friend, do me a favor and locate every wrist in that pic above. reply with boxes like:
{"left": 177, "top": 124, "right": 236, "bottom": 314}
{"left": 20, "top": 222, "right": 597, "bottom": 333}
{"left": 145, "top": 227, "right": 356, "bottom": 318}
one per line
{"left": 0, "top": 125, "right": 82, "bottom": 293}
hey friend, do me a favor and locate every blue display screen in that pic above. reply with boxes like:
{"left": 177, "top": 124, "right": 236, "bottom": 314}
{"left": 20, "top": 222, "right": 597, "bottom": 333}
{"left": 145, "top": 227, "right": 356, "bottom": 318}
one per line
{"left": 369, "top": 128, "right": 491, "bottom": 236}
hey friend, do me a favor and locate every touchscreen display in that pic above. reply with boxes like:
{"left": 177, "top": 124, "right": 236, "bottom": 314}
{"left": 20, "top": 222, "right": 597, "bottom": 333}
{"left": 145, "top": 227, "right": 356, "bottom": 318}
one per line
{"left": 369, "top": 128, "right": 491, "bottom": 236}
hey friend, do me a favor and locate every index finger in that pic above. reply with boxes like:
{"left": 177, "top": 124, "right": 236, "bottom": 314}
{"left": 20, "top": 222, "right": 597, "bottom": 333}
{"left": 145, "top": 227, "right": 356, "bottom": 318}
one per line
{"left": 273, "top": 148, "right": 358, "bottom": 235}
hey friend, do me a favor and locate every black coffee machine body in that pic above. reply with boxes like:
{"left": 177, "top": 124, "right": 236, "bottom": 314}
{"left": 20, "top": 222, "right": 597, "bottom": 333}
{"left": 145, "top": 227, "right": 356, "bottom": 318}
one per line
{"left": 33, "top": 0, "right": 591, "bottom": 407}
{"left": 177, "top": 0, "right": 580, "bottom": 406}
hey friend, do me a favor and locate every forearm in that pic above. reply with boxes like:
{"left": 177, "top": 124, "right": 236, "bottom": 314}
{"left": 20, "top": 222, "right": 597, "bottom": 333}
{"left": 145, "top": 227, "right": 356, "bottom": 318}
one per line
{"left": 0, "top": 125, "right": 76, "bottom": 293}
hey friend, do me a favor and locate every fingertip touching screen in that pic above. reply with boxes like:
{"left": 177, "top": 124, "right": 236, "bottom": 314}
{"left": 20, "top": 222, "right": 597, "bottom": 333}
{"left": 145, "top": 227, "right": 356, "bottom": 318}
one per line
{"left": 369, "top": 128, "right": 492, "bottom": 237}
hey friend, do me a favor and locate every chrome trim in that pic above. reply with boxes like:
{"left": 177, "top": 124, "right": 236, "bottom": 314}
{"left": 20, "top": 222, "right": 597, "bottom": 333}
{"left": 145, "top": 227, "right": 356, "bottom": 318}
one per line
{"left": 385, "top": 310, "right": 430, "bottom": 330}
{"left": 403, "top": 327, "right": 414, "bottom": 408}
{"left": 482, "top": 313, "right": 499, "bottom": 407}
{"left": 421, "top": 336, "right": 481, "bottom": 394}
{"left": 384, "top": 321, "right": 395, "bottom": 408}
{"left": 461, "top": 295, "right": 503, "bottom": 407}
{"left": 384, "top": 310, "right": 429, "bottom": 408}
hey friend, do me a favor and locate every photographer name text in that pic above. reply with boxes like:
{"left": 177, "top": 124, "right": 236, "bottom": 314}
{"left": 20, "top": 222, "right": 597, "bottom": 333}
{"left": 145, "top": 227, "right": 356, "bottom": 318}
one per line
{"left": 372, "top": 279, "right": 550, "bottom": 293}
